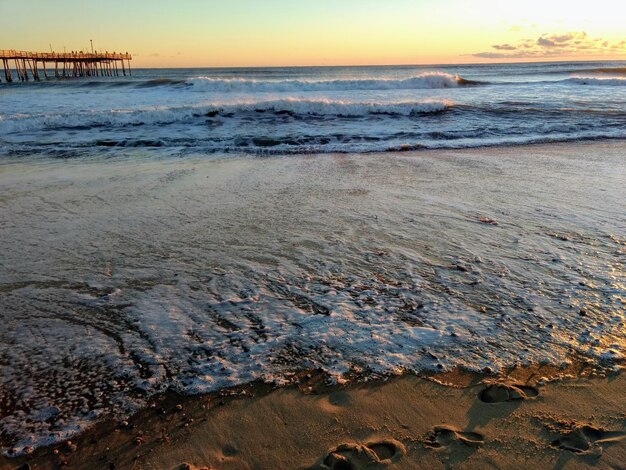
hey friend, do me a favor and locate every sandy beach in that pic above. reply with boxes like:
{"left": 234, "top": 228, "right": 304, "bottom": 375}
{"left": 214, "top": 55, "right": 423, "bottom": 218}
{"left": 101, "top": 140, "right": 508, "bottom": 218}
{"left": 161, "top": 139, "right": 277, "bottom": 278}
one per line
{"left": 1, "top": 141, "right": 625, "bottom": 468}
{"left": 2, "top": 364, "right": 625, "bottom": 469}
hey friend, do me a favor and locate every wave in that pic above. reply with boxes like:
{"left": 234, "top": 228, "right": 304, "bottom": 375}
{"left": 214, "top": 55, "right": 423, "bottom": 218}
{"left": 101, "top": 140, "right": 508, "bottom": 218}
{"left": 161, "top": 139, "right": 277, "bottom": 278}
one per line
{"left": 586, "top": 67, "right": 626, "bottom": 75}
{"left": 3, "top": 130, "right": 626, "bottom": 160}
{"left": 0, "top": 77, "right": 189, "bottom": 90}
{"left": 0, "top": 98, "right": 454, "bottom": 133}
{"left": 135, "top": 78, "right": 188, "bottom": 88}
{"left": 557, "top": 67, "right": 626, "bottom": 75}
{"left": 222, "top": 131, "right": 626, "bottom": 154}
{"left": 189, "top": 72, "right": 481, "bottom": 92}
{"left": 564, "top": 76, "right": 626, "bottom": 86}
{"left": 217, "top": 98, "right": 453, "bottom": 116}
{"left": 494, "top": 76, "right": 626, "bottom": 88}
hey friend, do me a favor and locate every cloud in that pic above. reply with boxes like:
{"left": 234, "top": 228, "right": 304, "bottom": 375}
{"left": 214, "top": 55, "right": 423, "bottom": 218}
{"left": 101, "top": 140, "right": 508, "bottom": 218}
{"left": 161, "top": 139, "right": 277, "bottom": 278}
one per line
{"left": 473, "top": 52, "right": 515, "bottom": 59}
{"left": 492, "top": 43, "right": 517, "bottom": 51}
{"left": 537, "top": 37, "right": 556, "bottom": 47}
{"left": 474, "top": 31, "right": 626, "bottom": 59}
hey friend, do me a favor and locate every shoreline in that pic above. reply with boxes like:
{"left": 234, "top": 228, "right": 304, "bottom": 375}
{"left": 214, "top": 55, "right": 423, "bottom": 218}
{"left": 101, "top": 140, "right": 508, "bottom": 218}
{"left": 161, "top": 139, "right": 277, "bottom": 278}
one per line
{"left": 3, "top": 137, "right": 626, "bottom": 165}
{"left": 1, "top": 140, "right": 625, "bottom": 468}
{"left": 2, "top": 363, "right": 625, "bottom": 469}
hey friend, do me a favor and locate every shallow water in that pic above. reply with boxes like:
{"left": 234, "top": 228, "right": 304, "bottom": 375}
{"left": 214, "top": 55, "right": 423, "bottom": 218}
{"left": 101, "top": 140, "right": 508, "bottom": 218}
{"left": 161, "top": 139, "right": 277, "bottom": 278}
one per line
{"left": 1, "top": 142, "right": 625, "bottom": 453}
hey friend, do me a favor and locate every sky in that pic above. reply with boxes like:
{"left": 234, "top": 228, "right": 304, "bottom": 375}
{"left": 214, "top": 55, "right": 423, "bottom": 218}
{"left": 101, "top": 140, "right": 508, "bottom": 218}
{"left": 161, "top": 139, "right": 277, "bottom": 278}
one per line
{"left": 1, "top": 0, "right": 626, "bottom": 67}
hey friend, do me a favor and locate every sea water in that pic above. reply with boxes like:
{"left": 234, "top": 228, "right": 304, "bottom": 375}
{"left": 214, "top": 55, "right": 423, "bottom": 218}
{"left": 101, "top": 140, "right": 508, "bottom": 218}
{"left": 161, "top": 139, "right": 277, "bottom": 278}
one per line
{"left": 2, "top": 62, "right": 626, "bottom": 156}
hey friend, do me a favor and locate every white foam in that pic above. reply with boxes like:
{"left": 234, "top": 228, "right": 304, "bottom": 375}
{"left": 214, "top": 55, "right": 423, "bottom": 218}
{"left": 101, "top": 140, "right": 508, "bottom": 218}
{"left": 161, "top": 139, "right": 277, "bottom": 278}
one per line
{"left": 0, "top": 98, "right": 453, "bottom": 134}
{"left": 2, "top": 145, "right": 626, "bottom": 455}
{"left": 565, "top": 76, "right": 626, "bottom": 86}
{"left": 222, "top": 98, "right": 453, "bottom": 116}
{"left": 189, "top": 72, "right": 466, "bottom": 92}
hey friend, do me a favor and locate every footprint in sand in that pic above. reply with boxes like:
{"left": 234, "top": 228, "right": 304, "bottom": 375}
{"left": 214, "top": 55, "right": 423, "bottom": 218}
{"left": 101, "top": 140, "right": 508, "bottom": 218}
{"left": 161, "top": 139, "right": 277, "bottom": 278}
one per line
{"left": 551, "top": 425, "right": 626, "bottom": 455}
{"left": 478, "top": 383, "right": 539, "bottom": 403}
{"left": 425, "top": 426, "right": 485, "bottom": 449}
{"left": 320, "top": 439, "right": 406, "bottom": 469}
{"left": 173, "top": 464, "right": 211, "bottom": 470}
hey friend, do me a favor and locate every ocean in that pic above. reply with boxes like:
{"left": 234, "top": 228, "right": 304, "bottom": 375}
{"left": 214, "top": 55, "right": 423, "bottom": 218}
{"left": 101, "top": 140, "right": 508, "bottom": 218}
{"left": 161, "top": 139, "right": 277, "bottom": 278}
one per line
{"left": 1, "top": 62, "right": 626, "bottom": 455}
{"left": 2, "top": 61, "right": 626, "bottom": 156}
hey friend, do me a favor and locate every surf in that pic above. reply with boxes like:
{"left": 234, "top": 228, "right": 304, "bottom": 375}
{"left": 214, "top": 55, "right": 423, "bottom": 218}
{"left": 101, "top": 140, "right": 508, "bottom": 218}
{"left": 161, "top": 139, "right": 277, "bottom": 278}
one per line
{"left": 188, "top": 72, "right": 481, "bottom": 92}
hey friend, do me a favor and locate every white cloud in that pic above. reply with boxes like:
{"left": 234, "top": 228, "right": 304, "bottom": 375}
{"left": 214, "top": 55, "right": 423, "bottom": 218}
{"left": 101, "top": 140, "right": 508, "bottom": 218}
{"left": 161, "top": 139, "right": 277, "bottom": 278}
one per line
{"left": 474, "top": 31, "right": 626, "bottom": 59}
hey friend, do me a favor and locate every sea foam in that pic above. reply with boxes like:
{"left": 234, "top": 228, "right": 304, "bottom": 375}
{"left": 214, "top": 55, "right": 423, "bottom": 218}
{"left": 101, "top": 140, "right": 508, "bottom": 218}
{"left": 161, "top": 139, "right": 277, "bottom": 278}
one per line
{"left": 0, "top": 98, "right": 453, "bottom": 133}
{"left": 189, "top": 72, "right": 472, "bottom": 92}
{"left": 565, "top": 76, "right": 626, "bottom": 86}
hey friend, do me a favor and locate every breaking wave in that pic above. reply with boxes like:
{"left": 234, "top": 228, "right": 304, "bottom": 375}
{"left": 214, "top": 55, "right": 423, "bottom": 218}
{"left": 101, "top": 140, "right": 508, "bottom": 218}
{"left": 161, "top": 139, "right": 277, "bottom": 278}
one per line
{"left": 0, "top": 73, "right": 480, "bottom": 92}
{"left": 563, "top": 76, "right": 626, "bottom": 86}
{"left": 0, "top": 98, "right": 454, "bottom": 133}
{"left": 218, "top": 98, "right": 454, "bottom": 116}
{"left": 189, "top": 72, "right": 481, "bottom": 92}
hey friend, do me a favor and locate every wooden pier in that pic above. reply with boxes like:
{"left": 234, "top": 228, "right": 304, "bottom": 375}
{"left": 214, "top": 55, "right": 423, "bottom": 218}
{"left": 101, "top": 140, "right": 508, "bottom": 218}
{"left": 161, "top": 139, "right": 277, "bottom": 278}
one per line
{"left": 0, "top": 50, "right": 132, "bottom": 82}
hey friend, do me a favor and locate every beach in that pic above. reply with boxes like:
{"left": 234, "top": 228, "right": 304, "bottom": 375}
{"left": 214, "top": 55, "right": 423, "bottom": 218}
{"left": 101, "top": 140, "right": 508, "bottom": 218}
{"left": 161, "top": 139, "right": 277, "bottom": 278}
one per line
{"left": 1, "top": 141, "right": 625, "bottom": 468}
{"left": 3, "top": 0, "right": 626, "bottom": 465}
{"left": 3, "top": 364, "right": 626, "bottom": 470}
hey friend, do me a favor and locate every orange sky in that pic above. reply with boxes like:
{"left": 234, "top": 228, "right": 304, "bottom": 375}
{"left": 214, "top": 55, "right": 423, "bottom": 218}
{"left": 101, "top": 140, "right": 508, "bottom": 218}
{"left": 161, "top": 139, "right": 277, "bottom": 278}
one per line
{"left": 1, "top": 0, "right": 625, "bottom": 67}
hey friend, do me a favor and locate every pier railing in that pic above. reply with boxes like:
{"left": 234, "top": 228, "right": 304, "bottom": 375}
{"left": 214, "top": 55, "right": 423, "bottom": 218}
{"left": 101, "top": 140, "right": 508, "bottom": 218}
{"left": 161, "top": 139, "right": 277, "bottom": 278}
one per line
{"left": 0, "top": 50, "right": 131, "bottom": 60}
{"left": 1, "top": 49, "right": 132, "bottom": 82}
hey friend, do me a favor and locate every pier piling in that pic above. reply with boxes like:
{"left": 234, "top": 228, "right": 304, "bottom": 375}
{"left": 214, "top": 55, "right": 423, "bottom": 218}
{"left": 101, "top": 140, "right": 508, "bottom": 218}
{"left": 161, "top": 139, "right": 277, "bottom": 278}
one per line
{"left": 0, "top": 50, "right": 132, "bottom": 83}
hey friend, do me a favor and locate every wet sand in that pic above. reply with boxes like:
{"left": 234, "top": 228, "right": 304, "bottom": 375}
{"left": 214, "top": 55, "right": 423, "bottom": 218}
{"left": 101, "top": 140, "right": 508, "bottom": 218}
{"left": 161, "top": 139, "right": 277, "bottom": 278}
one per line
{"left": 2, "top": 365, "right": 625, "bottom": 469}
{"left": 1, "top": 141, "right": 625, "bottom": 468}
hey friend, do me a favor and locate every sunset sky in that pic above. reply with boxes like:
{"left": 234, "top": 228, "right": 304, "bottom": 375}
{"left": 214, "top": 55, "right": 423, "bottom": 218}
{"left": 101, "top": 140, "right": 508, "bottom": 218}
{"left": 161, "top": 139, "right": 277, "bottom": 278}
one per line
{"left": 2, "top": 0, "right": 626, "bottom": 67}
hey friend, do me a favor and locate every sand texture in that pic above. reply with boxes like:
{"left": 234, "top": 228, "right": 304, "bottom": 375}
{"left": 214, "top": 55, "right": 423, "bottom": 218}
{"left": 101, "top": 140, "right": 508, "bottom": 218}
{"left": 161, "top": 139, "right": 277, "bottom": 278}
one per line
{"left": 2, "top": 367, "right": 625, "bottom": 469}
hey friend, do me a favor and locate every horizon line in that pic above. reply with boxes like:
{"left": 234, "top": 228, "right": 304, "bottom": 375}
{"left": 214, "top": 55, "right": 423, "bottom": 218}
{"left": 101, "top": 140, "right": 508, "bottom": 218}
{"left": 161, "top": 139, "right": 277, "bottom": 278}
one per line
{"left": 131, "top": 57, "right": 626, "bottom": 69}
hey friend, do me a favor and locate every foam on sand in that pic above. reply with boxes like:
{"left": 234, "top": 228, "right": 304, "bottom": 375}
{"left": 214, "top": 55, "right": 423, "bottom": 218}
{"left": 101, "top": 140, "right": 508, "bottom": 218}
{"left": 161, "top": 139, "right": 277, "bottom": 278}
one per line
{"left": 1, "top": 142, "right": 625, "bottom": 455}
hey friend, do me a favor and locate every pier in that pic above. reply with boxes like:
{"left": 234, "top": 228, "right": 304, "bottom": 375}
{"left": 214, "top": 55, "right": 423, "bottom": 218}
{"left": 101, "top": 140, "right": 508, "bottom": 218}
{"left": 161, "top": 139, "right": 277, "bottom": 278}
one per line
{"left": 0, "top": 50, "right": 132, "bottom": 82}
